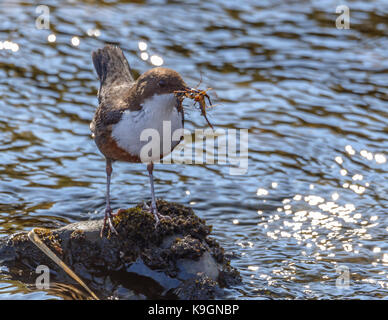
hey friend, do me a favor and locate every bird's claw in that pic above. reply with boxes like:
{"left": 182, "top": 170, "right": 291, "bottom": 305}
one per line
{"left": 153, "top": 210, "right": 172, "bottom": 228}
{"left": 143, "top": 202, "right": 171, "bottom": 228}
{"left": 100, "top": 207, "right": 119, "bottom": 238}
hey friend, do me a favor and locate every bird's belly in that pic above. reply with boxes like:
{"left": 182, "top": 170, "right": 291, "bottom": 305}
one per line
{"left": 111, "top": 95, "right": 183, "bottom": 163}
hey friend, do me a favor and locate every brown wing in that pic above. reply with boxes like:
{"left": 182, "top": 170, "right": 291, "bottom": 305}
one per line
{"left": 92, "top": 45, "right": 134, "bottom": 101}
{"left": 90, "top": 45, "right": 138, "bottom": 134}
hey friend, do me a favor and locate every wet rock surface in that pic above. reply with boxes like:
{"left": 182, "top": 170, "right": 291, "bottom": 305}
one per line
{"left": 0, "top": 200, "right": 241, "bottom": 299}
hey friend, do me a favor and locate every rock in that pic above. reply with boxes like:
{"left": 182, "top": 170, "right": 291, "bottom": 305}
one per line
{"left": 0, "top": 200, "right": 241, "bottom": 299}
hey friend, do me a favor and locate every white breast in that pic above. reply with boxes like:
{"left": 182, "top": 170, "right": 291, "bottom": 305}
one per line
{"left": 111, "top": 93, "right": 183, "bottom": 162}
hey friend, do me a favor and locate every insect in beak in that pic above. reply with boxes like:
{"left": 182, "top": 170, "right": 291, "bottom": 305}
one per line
{"left": 174, "top": 87, "right": 214, "bottom": 129}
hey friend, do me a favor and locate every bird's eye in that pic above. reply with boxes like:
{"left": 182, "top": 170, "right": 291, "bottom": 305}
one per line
{"left": 158, "top": 80, "right": 167, "bottom": 88}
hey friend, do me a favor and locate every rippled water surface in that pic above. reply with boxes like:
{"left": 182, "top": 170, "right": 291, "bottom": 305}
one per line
{"left": 0, "top": 0, "right": 387, "bottom": 299}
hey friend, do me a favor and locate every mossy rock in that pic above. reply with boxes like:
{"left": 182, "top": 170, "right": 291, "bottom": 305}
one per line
{"left": 0, "top": 200, "right": 241, "bottom": 299}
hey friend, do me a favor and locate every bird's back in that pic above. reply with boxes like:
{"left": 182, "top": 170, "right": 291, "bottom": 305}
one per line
{"left": 90, "top": 45, "right": 135, "bottom": 134}
{"left": 90, "top": 45, "right": 144, "bottom": 162}
{"left": 92, "top": 45, "right": 134, "bottom": 101}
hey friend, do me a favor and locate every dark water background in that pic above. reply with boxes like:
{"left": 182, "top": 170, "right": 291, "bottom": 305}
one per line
{"left": 0, "top": 0, "right": 387, "bottom": 299}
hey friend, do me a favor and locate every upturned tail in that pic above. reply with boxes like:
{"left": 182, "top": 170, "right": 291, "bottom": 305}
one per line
{"left": 92, "top": 45, "right": 134, "bottom": 97}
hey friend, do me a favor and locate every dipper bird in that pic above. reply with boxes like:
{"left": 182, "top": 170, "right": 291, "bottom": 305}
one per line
{"left": 90, "top": 45, "right": 189, "bottom": 237}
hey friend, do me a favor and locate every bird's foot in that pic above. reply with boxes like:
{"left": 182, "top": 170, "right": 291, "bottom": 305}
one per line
{"left": 100, "top": 207, "right": 119, "bottom": 238}
{"left": 143, "top": 202, "right": 172, "bottom": 227}
{"left": 153, "top": 209, "right": 172, "bottom": 227}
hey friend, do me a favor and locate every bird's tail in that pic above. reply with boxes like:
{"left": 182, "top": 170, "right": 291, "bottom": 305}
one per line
{"left": 92, "top": 45, "right": 134, "bottom": 89}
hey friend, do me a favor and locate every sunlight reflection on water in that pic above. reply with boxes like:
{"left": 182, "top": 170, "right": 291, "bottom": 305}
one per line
{"left": 0, "top": 0, "right": 387, "bottom": 299}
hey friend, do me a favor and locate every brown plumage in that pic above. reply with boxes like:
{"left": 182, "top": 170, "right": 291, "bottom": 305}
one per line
{"left": 90, "top": 45, "right": 188, "bottom": 236}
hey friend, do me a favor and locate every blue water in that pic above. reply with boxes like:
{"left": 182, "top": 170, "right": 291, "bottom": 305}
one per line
{"left": 0, "top": 0, "right": 387, "bottom": 299}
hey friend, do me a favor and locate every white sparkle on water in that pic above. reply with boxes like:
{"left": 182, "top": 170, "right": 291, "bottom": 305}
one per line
{"left": 71, "top": 36, "right": 80, "bottom": 46}
{"left": 150, "top": 55, "right": 163, "bottom": 66}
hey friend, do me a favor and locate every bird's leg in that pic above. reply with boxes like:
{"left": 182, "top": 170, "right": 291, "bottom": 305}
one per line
{"left": 100, "top": 158, "right": 118, "bottom": 237}
{"left": 147, "top": 162, "right": 171, "bottom": 227}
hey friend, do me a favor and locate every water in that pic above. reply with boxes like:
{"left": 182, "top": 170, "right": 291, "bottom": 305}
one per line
{"left": 0, "top": 0, "right": 387, "bottom": 299}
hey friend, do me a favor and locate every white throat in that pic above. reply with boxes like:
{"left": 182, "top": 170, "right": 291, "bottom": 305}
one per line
{"left": 111, "top": 93, "right": 183, "bottom": 161}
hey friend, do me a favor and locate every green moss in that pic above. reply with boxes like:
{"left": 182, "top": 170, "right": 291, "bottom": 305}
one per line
{"left": 112, "top": 200, "right": 211, "bottom": 249}
{"left": 70, "top": 229, "right": 85, "bottom": 240}
{"left": 11, "top": 227, "right": 62, "bottom": 255}
{"left": 10, "top": 232, "right": 29, "bottom": 244}
{"left": 34, "top": 227, "right": 63, "bottom": 255}
{"left": 170, "top": 235, "right": 206, "bottom": 260}
{"left": 4, "top": 199, "right": 241, "bottom": 299}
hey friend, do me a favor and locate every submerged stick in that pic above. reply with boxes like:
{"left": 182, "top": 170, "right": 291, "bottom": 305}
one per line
{"left": 28, "top": 228, "right": 99, "bottom": 300}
